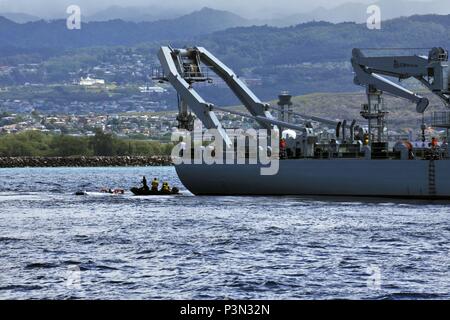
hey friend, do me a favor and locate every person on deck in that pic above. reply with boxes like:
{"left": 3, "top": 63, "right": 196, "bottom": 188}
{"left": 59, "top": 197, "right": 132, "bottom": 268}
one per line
{"left": 431, "top": 137, "right": 439, "bottom": 149}
{"left": 280, "top": 138, "right": 287, "bottom": 159}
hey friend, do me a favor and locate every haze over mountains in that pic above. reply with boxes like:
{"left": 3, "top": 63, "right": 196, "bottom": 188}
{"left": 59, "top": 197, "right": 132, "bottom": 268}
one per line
{"left": 1, "top": 0, "right": 450, "bottom": 25}
{"left": 1, "top": 7, "right": 449, "bottom": 53}
{"left": 0, "top": 12, "right": 41, "bottom": 23}
{"left": 84, "top": 6, "right": 183, "bottom": 22}
{"left": 0, "top": 7, "right": 253, "bottom": 50}
{"left": 274, "top": 0, "right": 450, "bottom": 26}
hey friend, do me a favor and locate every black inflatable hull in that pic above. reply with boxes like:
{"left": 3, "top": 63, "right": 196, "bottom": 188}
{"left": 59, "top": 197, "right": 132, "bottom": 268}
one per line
{"left": 130, "top": 187, "right": 180, "bottom": 196}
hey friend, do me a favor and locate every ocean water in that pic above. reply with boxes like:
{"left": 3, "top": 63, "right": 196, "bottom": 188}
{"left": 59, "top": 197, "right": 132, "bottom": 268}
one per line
{"left": 0, "top": 166, "right": 449, "bottom": 300}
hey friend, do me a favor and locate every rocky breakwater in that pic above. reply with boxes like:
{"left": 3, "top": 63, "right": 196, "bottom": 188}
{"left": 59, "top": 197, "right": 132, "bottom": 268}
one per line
{"left": 0, "top": 156, "right": 172, "bottom": 168}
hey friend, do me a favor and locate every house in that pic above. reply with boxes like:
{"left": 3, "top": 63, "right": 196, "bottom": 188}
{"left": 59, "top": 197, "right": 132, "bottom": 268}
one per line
{"left": 139, "top": 85, "right": 166, "bottom": 94}
{"left": 79, "top": 77, "right": 106, "bottom": 87}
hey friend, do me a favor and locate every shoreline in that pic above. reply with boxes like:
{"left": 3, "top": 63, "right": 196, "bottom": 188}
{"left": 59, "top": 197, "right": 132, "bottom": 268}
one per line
{"left": 0, "top": 156, "right": 172, "bottom": 168}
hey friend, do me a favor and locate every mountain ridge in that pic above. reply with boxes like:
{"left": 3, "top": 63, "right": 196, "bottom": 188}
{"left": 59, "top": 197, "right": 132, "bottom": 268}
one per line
{"left": 0, "top": 7, "right": 252, "bottom": 50}
{"left": 1, "top": 11, "right": 450, "bottom": 101}
{"left": 4, "top": 0, "right": 450, "bottom": 25}
{"left": 1, "top": 10, "right": 449, "bottom": 51}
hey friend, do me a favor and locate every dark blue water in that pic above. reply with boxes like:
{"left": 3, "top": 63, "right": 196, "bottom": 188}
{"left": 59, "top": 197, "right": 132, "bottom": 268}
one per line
{"left": 0, "top": 167, "right": 449, "bottom": 300}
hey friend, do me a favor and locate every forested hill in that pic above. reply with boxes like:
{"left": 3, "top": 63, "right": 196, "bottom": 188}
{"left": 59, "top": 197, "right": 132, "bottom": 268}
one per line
{"left": 1, "top": 12, "right": 450, "bottom": 100}
{"left": 0, "top": 7, "right": 251, "bottom": 51}
{"left": 0, "top": 12, "right": 449, "bottom": 55}
{"left": 1, "top": 11, "right": 450, "bottom": 65}
{"left": 190, "top": 15, "right": 450, "bottom": 99}
{"left": 194, "top": 15, "right": 450, "bottom": 68}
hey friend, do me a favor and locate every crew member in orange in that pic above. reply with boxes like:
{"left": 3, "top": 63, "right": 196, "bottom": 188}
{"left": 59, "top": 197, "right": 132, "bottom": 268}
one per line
{"left": 431, "top": 137, "right": 439, "bottom": 149}
{"left": 404, "top": 140, "right": 414, "bottom": 159}
{"left": 280, "top": 138, "right": 287, "bottom": 159}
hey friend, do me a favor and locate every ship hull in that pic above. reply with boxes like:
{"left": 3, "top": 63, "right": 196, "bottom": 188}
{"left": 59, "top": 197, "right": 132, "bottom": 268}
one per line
{"left": 175, "top": 159, "right": 450, "bottom": 198}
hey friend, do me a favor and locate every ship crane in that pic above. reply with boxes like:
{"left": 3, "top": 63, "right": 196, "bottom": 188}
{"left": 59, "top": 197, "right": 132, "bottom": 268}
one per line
{"left": 157, "top": 46, "right": 284, "bottom": 147}
{"left": 157, "top": 46, "right": 355, "bottom": 147}
{"left": 351, "top": 47, "right": 450, "bottom": 143}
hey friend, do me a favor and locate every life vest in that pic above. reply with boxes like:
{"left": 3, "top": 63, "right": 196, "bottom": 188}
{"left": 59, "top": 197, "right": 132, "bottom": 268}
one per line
{"left": 431, "top": 138, "right": 439, "bottom": 148}
{"left": 151, "top": 179, "right": 159, "bottom": 190}
{"left": 161, "top": 182, "right": 171, "bottom": 193}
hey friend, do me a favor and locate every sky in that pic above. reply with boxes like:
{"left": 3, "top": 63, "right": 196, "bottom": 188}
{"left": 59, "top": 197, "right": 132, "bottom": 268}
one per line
{"left": 0, "top": 0, "right": 440, "bottom": 19}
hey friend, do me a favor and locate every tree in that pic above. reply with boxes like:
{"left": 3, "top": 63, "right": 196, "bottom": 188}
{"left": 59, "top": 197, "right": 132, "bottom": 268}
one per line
{"left": 90, "top": 129, "right": 115, "bottom": 156}
{"left": 51, "top": 135, "right": 91, "bottom": 156}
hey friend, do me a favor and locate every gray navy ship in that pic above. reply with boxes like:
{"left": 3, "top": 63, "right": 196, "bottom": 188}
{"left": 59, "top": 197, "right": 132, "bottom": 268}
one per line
{"left": 157, "top": 46, "right": 450, "bottom": 198}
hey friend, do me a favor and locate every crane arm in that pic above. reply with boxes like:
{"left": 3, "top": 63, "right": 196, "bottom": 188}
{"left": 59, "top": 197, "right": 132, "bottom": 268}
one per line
{"left": 352, "top": 48, "right": 450, "bottom": 113}
{"left": 158, "top": 46, "right": 300, "bottom": 138}
{"left": 158, "top": 46, "right": 354, "bottom": 141}
{"left": 352, "top": 60, "right": 429, "bottom": 113}
{"left": 158, "top": 47, "right": 232, "bottom": 146}
{"left": 195, "top": 47, "right": 274, "bottom": 130}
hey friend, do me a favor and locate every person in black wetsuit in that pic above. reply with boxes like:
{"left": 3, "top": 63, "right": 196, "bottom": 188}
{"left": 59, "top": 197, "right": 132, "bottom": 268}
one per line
{"left": 142, "top": 176, "right": 149, "bottom": 191}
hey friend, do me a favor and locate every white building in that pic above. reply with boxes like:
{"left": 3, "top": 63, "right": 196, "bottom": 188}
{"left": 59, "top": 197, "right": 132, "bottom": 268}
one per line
{"left": 79, "top": 77, "right": 106, "bottom": 86}
{"left": 139, "top": 85, "right": 166, "bottom": 94}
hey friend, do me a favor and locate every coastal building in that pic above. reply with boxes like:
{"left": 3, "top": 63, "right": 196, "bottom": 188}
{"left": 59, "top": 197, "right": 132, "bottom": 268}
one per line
{"left": 79, "top": 77, "right": 106, "bottom": 87}
{"left": 139, "top": 85, "right": 167, "bottom": 94}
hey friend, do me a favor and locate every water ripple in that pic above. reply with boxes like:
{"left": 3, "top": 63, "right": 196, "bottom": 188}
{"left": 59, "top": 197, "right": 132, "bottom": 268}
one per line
{"left": 1, "top": 167, "right": 450, "bottom": 299}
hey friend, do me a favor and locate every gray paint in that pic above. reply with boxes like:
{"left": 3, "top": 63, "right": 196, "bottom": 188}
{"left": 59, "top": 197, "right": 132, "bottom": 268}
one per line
{"left": 176, "top": 159, "right": 449, "bottom": 198}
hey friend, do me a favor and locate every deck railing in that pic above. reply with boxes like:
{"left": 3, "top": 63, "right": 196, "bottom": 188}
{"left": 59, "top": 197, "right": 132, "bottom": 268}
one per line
{"left": 432, "top": 111, "right": 450, "bottom": 128}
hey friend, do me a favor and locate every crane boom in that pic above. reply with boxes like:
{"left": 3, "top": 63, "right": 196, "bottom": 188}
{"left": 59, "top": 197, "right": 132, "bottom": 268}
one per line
{"left": 158, "top": 46, "right": 355, "bottom": 144}
{"left": 158, "top": 46, "right": 284, "bottom": 146}
{"left": 157, "top": 47, "right": 224, "bottom": 130}
{"left": 351, "top": 47, "right": 450, "bottom": 113}
{"left": 195, "top": 47, "right": 274, "bottom": 126}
